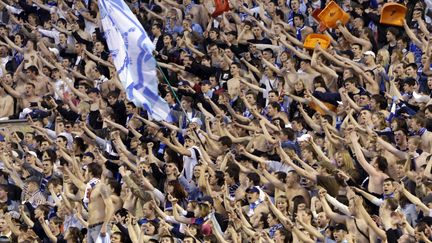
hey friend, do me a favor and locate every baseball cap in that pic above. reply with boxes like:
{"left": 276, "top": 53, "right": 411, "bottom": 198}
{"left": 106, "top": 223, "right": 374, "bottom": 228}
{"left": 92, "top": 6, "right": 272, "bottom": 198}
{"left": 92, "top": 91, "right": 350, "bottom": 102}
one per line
{"left": 363, "top": 51, "right": 376, "bottom": 58}
{"left": 226, "top": 30, "right": 237, "bottom": 36}
{"left": 423, "top": 194, "right": 432, "bottom": 205}
{"left": 0, "top": 236, "right": 10, "bottom": 243}
{"left": 339, "top": 50, "right": 354, "bottom": 60}
{"left": 26, "top": 151, "right": 38, "bottom": 158}
{"left": 87, "top": 88, "right": 100, "bottom": 94}
{"left": 201, "top": 80, "right": 211, "bottom": 86}
{"left": 190, "top": 117, "right": 202, "bottom": 127}
{"left": 334, "top": 223, "right": 348, "bottom": 232}
{"left": 403, "top": 77, "right": 416, "bottom": 87}
{"left": 246, "top": 186, "right": 260, "bottom": 194}
{"left": 297, "top": 134, "right": 311, "bottom": 142}
{"left": 199, "top": 195, "right": 214, "bottom": 205}
{"left": 48, "top": 47, "right": 59, "bottom": 56}
{"left": 179, "top": 48, "right": 191, "bottom": 55}
{"left": 83, "top": 152, "right": 95, "bottom": 159}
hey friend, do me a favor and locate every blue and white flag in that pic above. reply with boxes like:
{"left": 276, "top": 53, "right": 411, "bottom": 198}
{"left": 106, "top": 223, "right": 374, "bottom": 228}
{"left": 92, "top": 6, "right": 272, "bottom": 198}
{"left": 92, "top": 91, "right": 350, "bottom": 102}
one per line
{"left": 98, "top": 0, "right": 171, "bottom": 121}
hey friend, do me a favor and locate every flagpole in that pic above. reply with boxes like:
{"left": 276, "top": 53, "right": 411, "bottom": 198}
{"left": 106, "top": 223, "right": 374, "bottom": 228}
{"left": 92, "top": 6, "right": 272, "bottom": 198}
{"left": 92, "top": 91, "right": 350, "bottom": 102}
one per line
{"left": 155, "top": 63, "right": 206, "bottom": 147}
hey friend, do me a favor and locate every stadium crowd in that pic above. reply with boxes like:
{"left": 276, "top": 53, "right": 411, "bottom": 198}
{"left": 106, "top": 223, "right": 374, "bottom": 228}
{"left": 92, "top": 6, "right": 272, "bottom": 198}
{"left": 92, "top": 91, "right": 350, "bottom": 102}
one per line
{"left": 0, "top": 0, "right": 431, "bottom": 242}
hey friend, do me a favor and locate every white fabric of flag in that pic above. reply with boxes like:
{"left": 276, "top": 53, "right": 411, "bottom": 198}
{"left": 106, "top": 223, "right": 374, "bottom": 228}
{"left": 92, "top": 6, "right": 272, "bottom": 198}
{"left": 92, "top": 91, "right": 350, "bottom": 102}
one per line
{"left": 98, "top": 0, "right": 171, "bottom": 121}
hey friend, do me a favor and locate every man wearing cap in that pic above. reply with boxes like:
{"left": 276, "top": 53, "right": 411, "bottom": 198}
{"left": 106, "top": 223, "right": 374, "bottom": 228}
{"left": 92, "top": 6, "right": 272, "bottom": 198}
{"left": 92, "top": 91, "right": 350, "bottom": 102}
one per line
{"left": 243, "top": 186, "right": 268, "bottom": 218}
{"left": 200, "top": 80, "right": 218, "bottom": 103}
{"left": 363, "top": 51, "right": 376, "bottom": 69}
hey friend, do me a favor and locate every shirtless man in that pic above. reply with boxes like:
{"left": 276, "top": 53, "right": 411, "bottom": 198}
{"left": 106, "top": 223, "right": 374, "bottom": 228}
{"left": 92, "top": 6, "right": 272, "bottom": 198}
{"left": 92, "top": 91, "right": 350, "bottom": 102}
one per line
{"left": 0, "top": 81, "right": 41, "bottom": 110}
{"left": 320, "top": 189, "right": 370, "bottom": 243}
{"left": 0, "top": 85, "right": 13, "bottom": 118}
{"left": 24, "top": 66, "right": 50, "bottom": 95}
{"left": 226, "top": 63, "right": 241, "bottom": 100}
{"left": 350, "top": 132, "right": 389, "bottom": 194}
{"left": 86, "top": 163, "right": 122, "bottom": 243}
{"left": 297, "top": 59, "right": 320, "bottom": 91}
{"left": 1, "top": 34, "right": 39, "bottom": 69}
{"left": 240, "top": 147, "right": 309, "bottom": 205}
{"left": 284, "top": 170, "right": 310, "bottom": 206}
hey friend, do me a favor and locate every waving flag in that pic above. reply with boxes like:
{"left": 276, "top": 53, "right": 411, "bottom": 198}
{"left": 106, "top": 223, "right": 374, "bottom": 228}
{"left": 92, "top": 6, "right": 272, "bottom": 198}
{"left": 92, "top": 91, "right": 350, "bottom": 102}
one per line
{"left": 98, "top": 0, "right": 171, "bottom": 121}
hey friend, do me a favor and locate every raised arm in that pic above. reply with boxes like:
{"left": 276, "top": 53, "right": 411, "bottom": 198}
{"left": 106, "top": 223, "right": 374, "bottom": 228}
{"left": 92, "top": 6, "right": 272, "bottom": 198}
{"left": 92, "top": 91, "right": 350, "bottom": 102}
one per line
{"left": 171, "top": 196, "right": 194, "bottom": 224}
{"left": 39, "top": 217, "right": 59, "bottom": 243}
{"left": 298, "top": 103, "right": 322, "bottom": 132}
{"left": 355, "top": 196, "right": 387, "bottom": 240}
{"left": 1, "top": 34, "right": 24, "bottom": 53}
{"left": 240, "top": 58, "right": 262, "bottom": 78}
{"left": 311, "top": 49, "right": 339, "bottom": 80}
{"left": 399, "top": 183, "right": 429, "bottom": 214}
{"left": 241, "top": 148, "right": 285, "bottom": 190}
{"left": 84, "top": 49, "right": 115, "bottom": 68}
{"left": 0, "top": 81, "right": 21, "bottom": 99}
{"left": 318, "top": 47, "right": 345, "bottom": 67}
{"left": 319, "top": 189, "right": 348, "bottom": 223}
{"left": 276, "top": 145, "right": 318, "bottom": 182}
{"left": 402, "top": 19, "right": 424, "bottom": 50}
{"left": 19, "top": 206, "right": 34, "bottom": 227}
{"left": 104, "top": 118, "right": 129, "bottom": 134}
{"left": 280, "top": 38, "right": 310, "bottom": 60}
{"left": 349, "top": 132, "right": 380, "bottom": 177}
{"left": 352, "top": 187, "right": 383, "bottom": 206}
{"left": 376, "top": 136, "right": 407, "bottom": 159}
{"left": 337, "top": 24, "right": 372, "bottom": 50}
{"left": 63, "top": 167, "right": 86, "bottom": 192}
{"left": 158, "top": 135, "right": 191, "bottom": 157}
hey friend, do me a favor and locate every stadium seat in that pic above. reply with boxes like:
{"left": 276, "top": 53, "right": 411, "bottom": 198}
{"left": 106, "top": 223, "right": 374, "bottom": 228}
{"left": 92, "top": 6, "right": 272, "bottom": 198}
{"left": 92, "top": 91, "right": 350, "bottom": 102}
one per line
{"left": 380, "top": 3, "right": 407, "bottom": 27}
{"left": 303, "top": 34, "right": 331, "bottom": 49}
{"left": 318, "top": 1, "right": 350, "bottom": 28}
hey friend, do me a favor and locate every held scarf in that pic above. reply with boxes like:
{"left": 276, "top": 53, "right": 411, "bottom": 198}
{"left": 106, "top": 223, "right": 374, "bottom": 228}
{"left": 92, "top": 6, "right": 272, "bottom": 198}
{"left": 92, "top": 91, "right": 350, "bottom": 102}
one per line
{"left": 83, "top": 178, "right": 100, "bottom": 209}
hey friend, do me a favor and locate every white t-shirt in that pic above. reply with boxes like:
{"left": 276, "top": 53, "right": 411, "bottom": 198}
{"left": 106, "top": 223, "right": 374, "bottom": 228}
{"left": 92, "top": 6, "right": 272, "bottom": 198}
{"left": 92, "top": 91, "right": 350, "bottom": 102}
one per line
{"left": 182, "top": 146, "right": 200, "bottom": 182}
